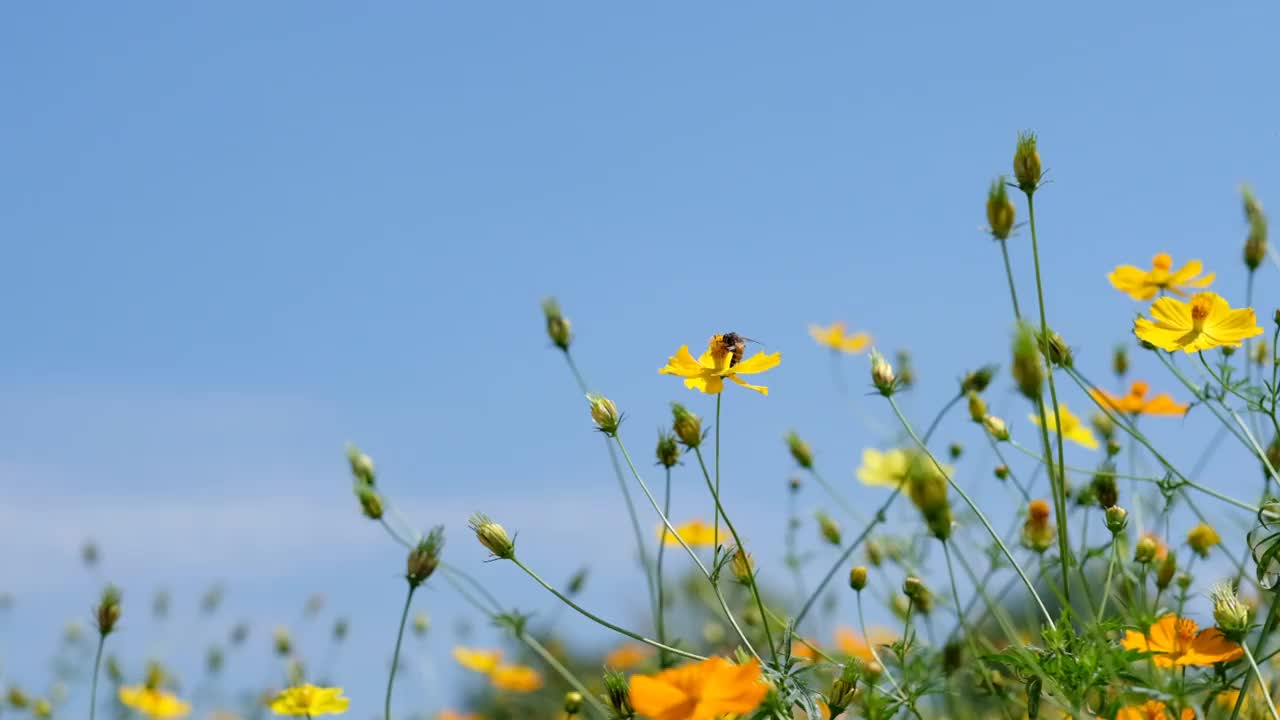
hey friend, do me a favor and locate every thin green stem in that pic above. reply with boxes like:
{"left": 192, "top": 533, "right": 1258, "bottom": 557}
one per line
{"left": 808, "top": 465, "right": 867, "bottom": 524}
{"left": 89, "top": 634, "right": 106, "bottom": 720}
{"left": 856, "top": 590, "right": 908, "bottom": 701}
{"left": 887, "top": 395, "right": 1055, "bottom": 628}
{"left": 384, "top": 584, "right": 415, "bottom": 720}
{"left": 922, "top": 393, "right": 964, "bottom": 446}
{"left": 509, "top": 557, "right": 705, "bottom": 661}
{"left": 998, "top": 238, "right": 1023, "bottom": 320}
{"left": 714, "top": 394, "right": 722, "bottom": 556}
{"left": 1232, "top": 597, "right": 1280, "bottom": 720}
{"left": 656, "top": 466, "right": 671, "bottom": 666}
{"left": 1097, "top": 539, "right": 1118, "bottom": 618}
{"left": 1243, "top": 642, "right": 1280, "bottom": 720}
{"left": 942, "top": 540, "right": 996, "bottom": 696}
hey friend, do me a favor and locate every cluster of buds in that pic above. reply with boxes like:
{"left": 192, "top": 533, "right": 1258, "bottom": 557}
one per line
{"left": 587, "top": 394, "right": 623, "bottom": 436}
{"left": 816, "top": 511, "right": 842, "bottom": 545}
{"left": 670, "top": 403, "right": 703, "bottom": 449}
{"left": 541, "top": 297, "right": 573, "bottom": 352}
{"left": 347, "top": 443, "right": 384, "bottom": 520}
{"left": 406, "top": 526, "right": 445, "bottom": 588}
{"left": 1242, "top": 186, "right": 1268, "bottom": 272}
{"left": 1013, "top": 131, "right": 1042, "bottom": 194}
{"left": 785, "top": 430, "right": 814, "bottom": 469}
{"left": 1187, "top": 522, "right": 1221, "bottom": 558}
{"left": 94, "top": 584, "right": 122, "bottom": 636}
{"left": 826, "top": 661, "right": 861, "bottom": 718}
{"left": 869, "top": 350, "right": 898, "bottom": 395}
{"left": 469, "top": 513, "right": 516, "bottom": 560}
{"left": 986, "top": 178, "right": 1016, "bottom": 240}
{"left": 655, "top": 431, "right": 680, "bottom": 468}
{"left": 1011, "top": 323, "right": 1044, "bottom": 400}
{"left": 1021, "top": 500, "right": 1055, "bottom": 553}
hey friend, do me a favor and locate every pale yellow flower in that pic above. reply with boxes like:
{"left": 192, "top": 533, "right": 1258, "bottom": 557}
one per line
{"left": 1108, "top": 252, "right": 1215, "bottom": 300}
{"left": 453, "top": 647, "right": 502, "bottom": 673}
{"left": 809, "top": 322, "right": 871, "bottom": 354}
{"left": 856, "top": 448, "right": 910, "bottom": 488}
{"left": 1029, "top": 403, "right": 1098, "bottom": 450}
{"left": 118, "top": 686, "right": 191, "bottom": 719}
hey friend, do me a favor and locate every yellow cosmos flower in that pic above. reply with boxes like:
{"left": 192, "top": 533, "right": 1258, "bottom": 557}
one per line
{"left": 605, "top": 643, "right": 653, "bottom": 669}
{"left": 659, "top": 335, "right": 781, "bottom": 395}
{"left": 1115, "top": 699, "right": 1194, "bottom": 720}
{"left": 857, "top": 448, "right": 910, "bottom": 488}
{"left": 1121, "top": 614, "right": 1242, "bottom": 667}
{"left": 834, "top": 626, "right": 896, "bottom": 663}
{"left": 1134, "top": 291, "right": 1262, "bottom": 353}
{"left": 453, "top": 647, "right": 502, "bottom": 673}
{"left": 117, "top": 686, "right": 191, "bottom": 719}
{"left": 268, "top": 685, "right": 349, "bottom": 717}
{"left": 657, "top": 520, "right": 718, "bottom": 547}
{"left": 1029, "top": 403, "right": 1098, "bottom": 450}
{"left": 809, "top": 322, "right": 871, "bottom": 354}
{"left": 1108, "top": 252, "right": 1215, "bottom": 300}
{"left": 489, "top": 664, "right": 543, "bottom": 693}
{"left": 1089, "top": 381, "right": 1188, "bottom": 416}
{"left": 629, "top": 656, "right": 767, "bottom": 720}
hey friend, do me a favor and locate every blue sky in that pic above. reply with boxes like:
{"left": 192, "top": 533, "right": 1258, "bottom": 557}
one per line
{"left": 3, "top": 2, "right": 1280, "bottom": 717}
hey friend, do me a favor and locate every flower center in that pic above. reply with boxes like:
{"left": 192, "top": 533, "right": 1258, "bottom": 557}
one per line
{"left": 1128, "top": 381, "right": 1149, "bottom": 399}
{"left": 1175, "top": 617, "right": 1198, "bottom": 651}
{"left": 1152, "top": 253, "right": 1173, "bottom": 272}
{"left": 1191, "top": 294, "right": 1213, "bottom": 325}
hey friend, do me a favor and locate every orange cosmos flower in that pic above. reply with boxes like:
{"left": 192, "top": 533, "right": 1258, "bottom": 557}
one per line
{"left": 790, "top": 642, "right": 818, "bottom": 662}
{"left": 489, "top": 664, "right": 543, "bottom": 693}
{"left": 1089, "top": 381, "right": 1188, "bottom": 417}
{"left": 834, "top": 626, "right": 895, "bottom": 663}
{"left": 629, "top": 656, "right": 767, "bottom": 720}
{"left": 605, "top": 643, "right": 654, "bottom": 669}
{"left": 1108, "top": 253, "right": 1215, "bottom": 300}
{"left": 1121, "top": 614, "right": 1242, "bottom": 667}
{"left": 1134, "top": 291, "right": 1262, "bottom": 353}
{"left": 659, "top": 335, "right": 781, "bottom": 395}
{"left": 809, "top": 322, "right": 871, "bottom": 354}
{"left": 1115, "top": 699, "right": 1194, "bottom": 720}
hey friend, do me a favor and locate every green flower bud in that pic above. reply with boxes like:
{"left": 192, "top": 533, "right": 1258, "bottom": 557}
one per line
{"left": 785, "top": 430, "right": 814, "bottom": 469}
{"left": 542, "top": 297, "right": 573, "bottom": 351}
{"left": 469, "top": 513, "right": 516, "bottom": 560}
{"left": 1013, "top": 130, "right": 1042, "bottom": 192}
{"left": 987, "top": 179, "right": 1016, "bottom": 240}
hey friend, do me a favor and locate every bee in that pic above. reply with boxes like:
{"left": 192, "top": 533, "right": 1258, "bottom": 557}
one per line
{"left": 718, "top": 332, "right": 762, "bottom": 367}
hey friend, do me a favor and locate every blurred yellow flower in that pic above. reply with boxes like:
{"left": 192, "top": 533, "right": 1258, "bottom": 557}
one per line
{"left": 1187, "top": 522, "right": 1221, "bottom": 557}
{"left": 117, "top": 686, "right": 191, "bottom": 719}
{"left": 834, "top": 627, "right": 895, "bottom": 663}
{"left": 1115, "top": 699, "right": 1194, "bottom": 720}
{"left": 1108, "top": 253, "right": 1215, "bottom": 300}
{"left": 1121, "top": 614, "right": 1242, "bottom": 667}
{"left": 1029, "top": 403, "right": 1098, "bottom": 450}
{"left": 809, "top": 322, "right": 871, "bottom": 354}
{"left": 489, "top": 664, "right": 543, "bottom": 693}
{"left": 629, "top": 656, "right": 767, "bottom": 720}
{"left": 1089, "top": 381, "right": 1187, "bottom": 416}
{"left": 268, "top": 685, "right": 349, "bottom": 717}
{"left": 856, "top": 448, "right": 910, "bottom": 488}
{"left": 659, "top": 335, "right": 781, "bottom": 395}
{"left": 605, "top": 643, "right": 653, "bottom": 669}
{"left": 437, "top": 711, "right": 480, "bottom": 720}
{"left": 657, "top": 520, "right": 718, "bottom": 547}
{"left": 1134, "top": 291, "right": 1262, "bottom": 353}
{"left": 453, "top": 647, "right": 502, "bottom": 673}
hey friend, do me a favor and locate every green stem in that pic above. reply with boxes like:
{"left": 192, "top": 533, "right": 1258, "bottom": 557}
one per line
{"left": 1232, "top": 598, "right": 1280, "bottom": 720}
{"left": 385, "top": 584, "right": 415, "bottom": 720}
{"left": 1097, "top": 539, "right": 1118, "bottom": 619}
{"left": 942, "top": 540, "right": 996, "bottom": 696}
{"left": 856, "top": 591, "right": 908, "bottom": 701}
{"left": 714, "top": 394, "right": 722, "bottom": 556}
{"left": 655, "top": 466, "right": 671, "bottom": 667}
{"left": 510, "top": 557, "right": 705, "bottom": 661}
{"left": 887, "top": 395, "right": 1055, "bottom": 628}
{"left": 89, "top": 634, "right": 106, "bottom": 720}
{"left": 998, "top": 238, "right": 1023, "bottom": 320}
{"left": 1244, "top": 642, "right": 1280, "bottom": 720}
{"left": 922, "top": 393, "right": 964, "bottom": 446}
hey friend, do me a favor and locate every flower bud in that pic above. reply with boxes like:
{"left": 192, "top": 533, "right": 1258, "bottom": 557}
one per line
{"left": 948, "top": 443, "right": 963, "bottom": 461}
{"left": 1091, "top": 412, "right": 1115, "bottom": 441}
{"left": 816, "top": 511, "right": 842, "bottom": 546}
{"left": 82, "top": 541, "right": 100, "bottom": 568}
{"left": 849, "top": 565, "right": 868, "bottom": 591}
{"left": 564, "top": 691, "right": 584, "bottom": 716}
{"left": 903, "top": 577, "right": 931, "bottom": 612}
{"left": 1211, "top": 582, "right": 1251, "bottom": 636}
{"left": 587, "top": 393, "right": 622, "bottom": 435}
{"left": 1187, "top": 522, "right": 1221, "bottom": 558}
{"left": 1013, "top": 131, "right": 1042, "bottom": 192}
{"left": 346, "top": 443, "right": 376, "bottom": 485}
{"left": 866, "top": 539, "right": 884, "bottom": 567}
{"left": 356, "top": 485, "right": 384, "bottom": 520}
{"left": 1107, "top": 439, "right": 1122, "bottom": 457}
{"left": 1011, "top": 323, "right": 1044, "bottom": 400}
{"left": 863, "top": 660, "right": 883, "bottom": 682}
{"left": 1022, "top": 499, "right": 1055, "bottom": 553}
{"left": 788, "top": 476, "right": 802, "bottom": 492}
{"left": 961, "top": 365, "right": 998, "bottom": 394}
{"left": 206, "top": 645, "right": 224, "bottom": 674}
{"left": 406, "top": 527, "right": 445, "bottom": 587}
{"left": 567, "top": 567, "right": 589, "bottom": 595}
{"left": 1091, "top": 466, "right": 1118, "bottom": 509}
{"left": 230, "top": 622, "right": 249, "bottom": 646}
{"left": 1135, "top": 536, "right": 1158, "bottom": 564}
{"left": 984, "top": 415, "right": 1010, "bottom": 442}
{"left": 826, "top": 661, "right": 860, "bottom": 718}
{"left": 1112, "top": 345, "right": 1129, "bottom": 377}
{"left": 469, "top": 513, "right": 516, "bottom": 560}
{"left": 32, "top": 699, "right": 51, "bottom": 719}
{"left": 987, "top": 178, "right": 1016, "bottom": 240}
{"left": 895, "top": 349, "right": 916, "bottom": 388}
{"left": 273, "top": 626, "right": 292, "bottom": 656}
{"left": 994, "top": 464, "right": 1009, "bottom": 480}
{"left": 1155, "top": 553, "right": 1177, "bottom": 590}
{"left": 542, "top": 298, "right": 573, "bottom": 351}
{"left": 602, "top": 669, "right": 634, "bottom": 719}
{"left": 786, "top": 431, "right": 814, "bottom": 469}
{"left": 1040, "top": 329, "right": 1073, "bottom": 368}
{"left": 151, "top": 590, "right": 170, "bottom": 620}
{"left": 94, "top": 585, "right": 122, "bottom": 636}
{"left": 670, "top": 403, "right": 703, "bottom": 448}
{"left": 870, "top": 350, "right": 896, "bottom": 395}
{"left": 8, "top": 686, "right": 29, "bottom": 709}
{"left": 1176, "top": 573, "right": 1192, "bottom": 590}
{"left": 655, "top": 431, "right": 680, "bottom": 469}
{"left": 729, "top": 546, "right": 755, "bottom": 585}
{"left": 1254, "top": 339, "right": 1269, "bottom": 367}
{"left": 333, "top": 617, "right": 349, "bottom": 641}
{"left": 967, "top": 391, "right": 987, "bottom": 423}
{"left": 1242, "top": 186, "right": 1268, "bottom": 271}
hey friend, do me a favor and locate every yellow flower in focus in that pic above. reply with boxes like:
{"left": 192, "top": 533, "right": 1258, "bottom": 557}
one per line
{"left": 117, "top": 686, "right": 191, "bottom": 719}
{"left": 659, "top": 335, "right": 781, "bottom": 395}
{"left": 1115, "top": 699, "right": 1194, "bottom": 720}
{"left": 1029, "top": 403, "right": 1098, "bottom": 450}
{"left": 605, "top": 643, "right": 653, "bottom": 669}
{"left": 489, "top": 665, "right": 543, "bottom": 693}
{"left": 1134, "top": 291, "right": 1262, "bottom": 353}
{"left": 268, "top": 685, "right": 349, "bottom": 717}
{"left": 629, "top": 656, "right": 767, "bottom": 720}
{"left": 809, "top": 322, "right": 871, "bottom": 354}
{"left": 1108, "top": 253, "right": 1215, "bottom": 300}
{"left": 857, "top": 448, "right": 910, "bottom": 488}
{"left": 1089, "top": 381, "right": 1188, "bottom": 417}
{"left": 834, "top": 627, "right": 895, "bottom": 663}
{"left": 453, "top": 647, "right": 502, "bottom": 674}
{"left": 1121, "top": 614, "right": 1242, "bottom": 667}
{"left": 657, "top": 520, "right": 718, "bottom": 547}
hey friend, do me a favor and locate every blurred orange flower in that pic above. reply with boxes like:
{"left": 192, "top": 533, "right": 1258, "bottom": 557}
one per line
{"left": 605, "top": 643, "right": 654, "bottom": 669}
{"left": 629, "top": 656, "right": 767, "bottom": 720}
{"left": 1089, "top": 381, "right": 1188, "bottom": 417}
{"left": 1121, "top": 614, "right": 1242, "bottom": 667}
